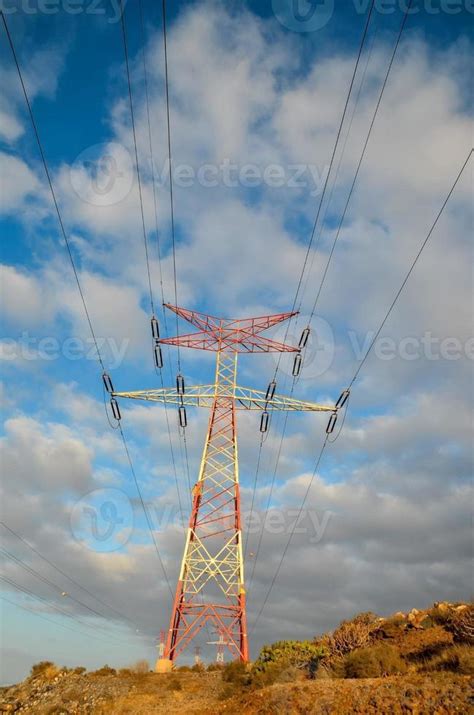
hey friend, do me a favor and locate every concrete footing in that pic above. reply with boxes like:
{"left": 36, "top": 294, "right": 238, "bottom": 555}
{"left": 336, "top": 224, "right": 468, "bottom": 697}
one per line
{"left": 155, "top": 658, "right": 173, "bottom": 673}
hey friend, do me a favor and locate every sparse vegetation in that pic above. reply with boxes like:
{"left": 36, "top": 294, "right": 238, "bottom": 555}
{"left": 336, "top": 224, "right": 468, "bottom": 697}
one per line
{"left": 423, "top": 644, "right": 474, "bottom": 675}
{"left": 91, "top": 665, "right": 116, "bottom": 677}
{"left": 2, "top": 601, "right": 472, "bottom": 714}
{"left": 253, "top": 639, "right": 326, "bottom": 677}
{"left": 344, "top": 643, "right": 407, "bottom": 678}
{"left": 446, "top": 605, "right": 474, "bottom": 644}
{"left": 326, "top": 612, "right": 376, "bottom": 656}
{"left": 130, "top": 659, "right": 150, "bottom": 674}
{"left": 30, "top": 662, "right": 57, "bottom": 678}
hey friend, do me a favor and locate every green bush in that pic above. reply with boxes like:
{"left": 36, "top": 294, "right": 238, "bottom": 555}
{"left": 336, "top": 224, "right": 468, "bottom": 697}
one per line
{"left": 253, "top": 640, "right": 325, "bottom": 678}
{"left": 344, "top": 644, "right": 406, "bottom": 678}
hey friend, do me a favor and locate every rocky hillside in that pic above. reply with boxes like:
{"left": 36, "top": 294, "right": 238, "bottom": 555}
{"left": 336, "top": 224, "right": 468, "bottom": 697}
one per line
{"left": 1, "top": 601, "right": 472, "bottom": 714}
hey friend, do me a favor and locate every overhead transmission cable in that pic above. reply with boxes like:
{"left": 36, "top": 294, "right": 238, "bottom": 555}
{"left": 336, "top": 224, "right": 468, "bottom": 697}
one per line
{"left": 161, "top": 0, "right": 180, "bottom": 359}
{"left": 0, "top": 521, "right": 139, "bottom": 627}
{"left": 245, "top": 0, "right": 376, "bottom": 579}
{"left": 0, "top": 575, "right": 126, "bottom": 647}
{"left": 0, "top": 548, "right": 139, "bottom": 645}
{"left": 250, "top": 147, "right": 472, "bottom": 634}
{"left": 119, "top": 0, "right": 155, "bottom": 315}
{"left": 247, "top": 2, "right": 414, "bottom": 597}
{"left": 0, "top": 12, "right": 105, "bottom": 373}
{"left": 272, "top": 0, "right": 377, "bottom": 382}
{"left": 347, "top": 148, "right": 473, "bottom": 387}
{"left": 1, "top": 11, "right": 172, "bottom": 605}
{"left": 137, "top": 0, "right": 192, "bottom": 517}
{"left": 0, "top": 593, "right": 117, "bottom": 645}
{"left": 159, "top": 0, "right": 193, "bottom": 504}
{"left": 306, "top": 0, "right": 415, "bottom": 324}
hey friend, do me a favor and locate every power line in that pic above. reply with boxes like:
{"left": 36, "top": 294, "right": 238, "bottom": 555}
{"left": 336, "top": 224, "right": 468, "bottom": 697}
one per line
{"left": 250, "top": 145, "right": 473, "bottom": 634}
{"left": 245, "top": 1, "right": 377, "bottom": 573}
{"left": 307, "top": 0, "right": 415, "bottom": 323}
{"left": 159, "top": 0, "right": 194, "bottom": 517}
{"left": 0, "top": 548, "right": 139, "bottom": 645}
{"left": 0, "top": 521, "right": 138, "bottom": 627}
{"left": 118, "top": 423, "right": 174, "bottom": 600}
{"left": 0, "top": 12, "right": 105, "bottom": 372}
{"left": 0, "top": 575, "right": 126, "bottom": 647}
{"left": 0, "top": 594, "right": 123, "bottom": 646}
{"left": 2, "top": 11, "right": 173, "bottom": 604}
{"left": 137, "top": 0, "right": 166, "bottom": 309}
{"left": 137, "top": 0, "right": 189, "bottom": 522}
{"left": 250, "top": 436, "right": 329, "bottom": 636}
{"left": 161, "top": 0, "right": 181, "bottom": 369}
{"left": 348, "top": 148, "right": 473, "bottom": 388}
{"left": 247, "top": 2, "right": 411, "bottom": 598}
{"left": 296, "top": 17, "right": 380, "bottom": 314}
{"left": 272, "top": 0, "right": 377, "bottom": 382}
{"left": 119, "top": 0, "right": 155, "bottom": 315}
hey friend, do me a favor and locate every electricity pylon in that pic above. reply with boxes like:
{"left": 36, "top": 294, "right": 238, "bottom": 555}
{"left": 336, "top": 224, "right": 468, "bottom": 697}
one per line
{"left": 113, "top": 304, "right": 335, "bottom": 668}
{"left": 207, "top": 631, "right": 228, "bottom": 663}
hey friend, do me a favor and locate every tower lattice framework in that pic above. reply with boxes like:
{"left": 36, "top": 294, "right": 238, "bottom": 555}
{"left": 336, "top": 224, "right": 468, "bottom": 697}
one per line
{"left": 113, "top": 304, "right": 334, "bottom": 665}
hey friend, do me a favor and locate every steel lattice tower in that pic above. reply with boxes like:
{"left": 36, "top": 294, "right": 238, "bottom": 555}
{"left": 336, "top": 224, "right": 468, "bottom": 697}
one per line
{"left": 113, "top": 305, "right": 334, "bottom": 667}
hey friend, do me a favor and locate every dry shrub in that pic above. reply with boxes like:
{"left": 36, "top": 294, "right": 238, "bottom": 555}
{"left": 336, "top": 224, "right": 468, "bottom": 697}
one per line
{"left": 207, "top": 663, "right": 223, "bottom": 671}
{"left": 402, "top": 625, "right": 453, "bottom": 662}
{"left": 373, "top": 615, "right": 407, "bottom": 642}
{"left": 446, "top": 605, "right": 474, "bottom": 645}
{"left": 73, "top": 667, "right": 86, "bottom": 675}
{"left": 30, "top": 661, "right": 57, "bottom": 678}
{"left": 91, "top": 665, "right": 116, "bottom": 676}
{"left": 250, "top": 662, "right": 302, "bottom": 689}
{"left": 328, "top": 614, "right": 375, "bottom": 656}
{"left": 221, "top": 660, "right": 249, "bottom": 686}
{"left": 344, "top": 644, "right": 406, "bottom": 678}
{"left": 130, "top": 659, "right": 149, "bottom": 674}
{"left": 423, "top": 644, "right": 474, "bottom": 675}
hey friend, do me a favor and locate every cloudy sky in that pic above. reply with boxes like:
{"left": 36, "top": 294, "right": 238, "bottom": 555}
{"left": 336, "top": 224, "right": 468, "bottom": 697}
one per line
{"left": 0, "top": 0, "right": 472, "bottom": 683}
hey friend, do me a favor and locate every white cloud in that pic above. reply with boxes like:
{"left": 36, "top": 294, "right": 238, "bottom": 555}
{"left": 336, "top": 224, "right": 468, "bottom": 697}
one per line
{"left": 0, "top": 153, "right": 40, "bottom": 215}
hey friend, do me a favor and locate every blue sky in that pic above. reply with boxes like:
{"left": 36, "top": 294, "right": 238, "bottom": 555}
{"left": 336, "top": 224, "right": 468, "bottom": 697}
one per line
{"left": 0, "top": 0, "right": 472, "bottom": 682}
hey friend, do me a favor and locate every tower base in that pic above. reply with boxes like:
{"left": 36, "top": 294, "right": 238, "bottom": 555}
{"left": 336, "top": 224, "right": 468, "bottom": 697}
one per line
{"left": 155, "top": 658, "right": 173, "bottom": 673}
